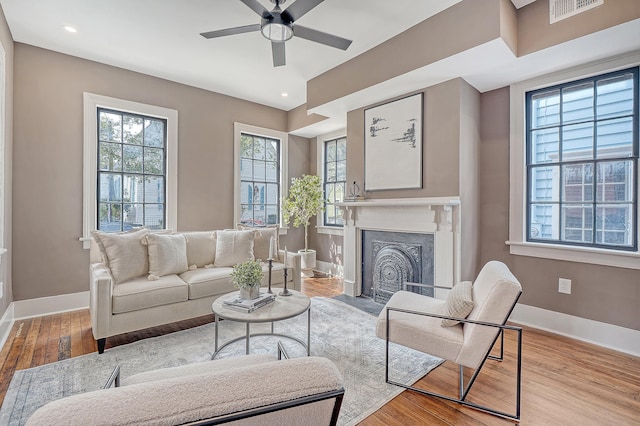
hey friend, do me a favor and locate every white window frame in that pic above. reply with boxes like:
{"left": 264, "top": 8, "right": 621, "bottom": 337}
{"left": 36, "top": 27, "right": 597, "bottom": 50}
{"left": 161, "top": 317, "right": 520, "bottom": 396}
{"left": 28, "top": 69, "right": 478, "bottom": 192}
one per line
{"left": 81, "top": 93, "right": 178, "bottom": 249}
{"left": 316, "top": 129, "right": 346, "bottom": 236}
{"left": 508, "top": 52, "right": 640, "bottom": 269}
{"left": 234, "top": 122, "right": 288, "bottom": 234}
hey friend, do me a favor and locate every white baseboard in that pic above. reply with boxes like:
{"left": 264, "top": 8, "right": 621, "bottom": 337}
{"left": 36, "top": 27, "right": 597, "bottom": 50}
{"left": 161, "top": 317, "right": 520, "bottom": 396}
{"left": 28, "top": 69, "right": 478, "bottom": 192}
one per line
{"left": 511, "top": 303, "right": 640, "bottom": 357}
{"left": 13, "top": 291, "right": 89, "bottom": 320}
{"left": 0, "top": 303, "right": 15, "bottom": 353}
{"left": 315, "top": 260, "right": 344, "bottom": 278}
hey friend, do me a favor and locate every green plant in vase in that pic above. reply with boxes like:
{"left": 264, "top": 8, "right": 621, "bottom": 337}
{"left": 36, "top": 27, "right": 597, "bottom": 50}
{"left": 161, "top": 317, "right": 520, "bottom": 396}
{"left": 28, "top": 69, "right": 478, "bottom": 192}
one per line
{"left": 282, "top": 174, "right": 325, "bottom": 277}
{"left": 231, "top": 258, "right": 264, "bottom": 299}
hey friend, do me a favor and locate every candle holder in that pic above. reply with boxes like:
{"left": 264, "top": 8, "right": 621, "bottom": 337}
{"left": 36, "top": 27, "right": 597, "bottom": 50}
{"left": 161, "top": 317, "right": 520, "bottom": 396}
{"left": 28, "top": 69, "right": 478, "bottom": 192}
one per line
{"left": 267, "top": 259, "right": 273, "bottom": 294}
{"left": 279, "top": 267, "right": 291, "bottom": 296}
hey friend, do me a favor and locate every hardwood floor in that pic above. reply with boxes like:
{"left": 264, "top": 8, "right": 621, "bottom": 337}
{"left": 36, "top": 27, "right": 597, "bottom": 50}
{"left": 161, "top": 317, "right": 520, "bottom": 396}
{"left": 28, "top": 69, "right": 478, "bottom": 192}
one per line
{"left": 1, "top": 277, "right": 638, "bottom": 425}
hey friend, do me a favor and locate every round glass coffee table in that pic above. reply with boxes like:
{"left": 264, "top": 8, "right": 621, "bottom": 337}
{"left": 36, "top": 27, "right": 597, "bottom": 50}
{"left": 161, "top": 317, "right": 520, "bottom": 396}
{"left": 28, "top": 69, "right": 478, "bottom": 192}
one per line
{"left": 211, "top": 290, "right": 311, "bottom": 359}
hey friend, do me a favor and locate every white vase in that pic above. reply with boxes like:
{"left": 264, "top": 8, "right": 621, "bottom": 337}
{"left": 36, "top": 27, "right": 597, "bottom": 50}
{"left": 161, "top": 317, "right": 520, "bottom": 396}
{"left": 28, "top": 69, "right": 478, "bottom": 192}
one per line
{"left": 239, "top": 285, "right": 260, "bottom": 300}
{"left": 298, "top": 249, "right": 316, "bottom": 278}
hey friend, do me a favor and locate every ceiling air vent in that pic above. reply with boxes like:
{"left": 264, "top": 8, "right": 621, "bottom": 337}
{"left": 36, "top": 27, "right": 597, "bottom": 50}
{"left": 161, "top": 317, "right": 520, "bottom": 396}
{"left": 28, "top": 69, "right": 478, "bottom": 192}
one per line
{"left": 549, "top": 0, "right": 603, "bottom": 24}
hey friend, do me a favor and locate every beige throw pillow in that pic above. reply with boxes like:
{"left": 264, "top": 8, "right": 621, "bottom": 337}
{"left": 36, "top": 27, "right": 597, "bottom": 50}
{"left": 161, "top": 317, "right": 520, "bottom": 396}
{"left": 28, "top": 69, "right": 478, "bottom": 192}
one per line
{"left": 214, "top": 230, "right": 255, "bottom": 267}
{"left": 91, "top": 229, "right": 150, "bottom": 284}
{"left": 145, "top": 233, "right": 189, "bottom": 279}
{"left": 441, "top": 281, "right": 474, "bottom": 327}
{"left": 237, "top": 224, "right": 279, "bottom": 261}
{"left": 183, "top": 231, "right": 216, "bottom": 268}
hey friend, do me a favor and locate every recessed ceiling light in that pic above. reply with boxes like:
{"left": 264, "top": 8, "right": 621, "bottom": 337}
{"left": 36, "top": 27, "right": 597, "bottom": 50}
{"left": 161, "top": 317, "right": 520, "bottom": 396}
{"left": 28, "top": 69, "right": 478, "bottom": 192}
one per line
{"left": 64, "top": 25, "right": 78, "bottom": 33}
{"left": 281, "top": 92, "right": 288, "bottom": 97}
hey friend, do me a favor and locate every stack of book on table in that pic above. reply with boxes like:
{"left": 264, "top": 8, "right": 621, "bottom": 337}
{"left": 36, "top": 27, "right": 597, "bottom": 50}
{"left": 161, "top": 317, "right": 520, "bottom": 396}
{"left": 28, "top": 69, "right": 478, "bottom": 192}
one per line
{"left": 223, "top": 292, "right": 276, "bottom": 312}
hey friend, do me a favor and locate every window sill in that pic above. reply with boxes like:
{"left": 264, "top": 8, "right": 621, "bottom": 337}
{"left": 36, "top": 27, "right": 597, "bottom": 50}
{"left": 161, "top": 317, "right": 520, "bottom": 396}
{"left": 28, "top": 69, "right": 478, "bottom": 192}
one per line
{"left": 316, "top": 226, "right": 344, "bottom": 236}
{"left": 506, "top": 240, "right": 640, "bottom": 270}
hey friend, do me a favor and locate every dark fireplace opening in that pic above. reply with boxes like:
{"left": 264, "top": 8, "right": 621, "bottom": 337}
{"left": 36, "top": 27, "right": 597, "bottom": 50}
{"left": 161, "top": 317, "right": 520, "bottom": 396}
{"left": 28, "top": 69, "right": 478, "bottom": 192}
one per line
{"left": 362, "top": 230, "right": 434, "bottom": 304}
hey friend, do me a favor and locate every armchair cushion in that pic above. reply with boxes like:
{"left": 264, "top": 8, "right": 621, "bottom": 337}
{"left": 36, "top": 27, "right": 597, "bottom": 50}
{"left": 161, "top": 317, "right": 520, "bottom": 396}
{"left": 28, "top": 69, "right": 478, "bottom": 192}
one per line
{"left": 112, "top": 274, "right": 188, "bottom": 314}
{"left": 441, "top": 281, "right": 474, "bottom": 327}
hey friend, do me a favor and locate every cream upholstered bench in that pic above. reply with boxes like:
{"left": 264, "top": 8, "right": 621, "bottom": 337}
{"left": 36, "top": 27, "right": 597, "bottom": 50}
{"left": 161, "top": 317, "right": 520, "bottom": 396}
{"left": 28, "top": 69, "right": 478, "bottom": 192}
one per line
{"left": 26, "top": 354, "right": 345, "bottom": 426}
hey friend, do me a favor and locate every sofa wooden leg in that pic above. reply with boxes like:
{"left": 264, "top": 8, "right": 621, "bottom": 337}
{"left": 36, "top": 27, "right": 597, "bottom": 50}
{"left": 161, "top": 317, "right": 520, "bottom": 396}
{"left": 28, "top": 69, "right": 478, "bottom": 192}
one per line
{"left": 97, "top": 338, "right": 106, "bottom": 354}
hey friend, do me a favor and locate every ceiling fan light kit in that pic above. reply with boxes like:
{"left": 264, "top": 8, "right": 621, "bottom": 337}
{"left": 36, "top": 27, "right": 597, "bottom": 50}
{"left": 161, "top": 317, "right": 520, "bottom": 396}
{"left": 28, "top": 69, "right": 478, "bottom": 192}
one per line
{"left": 201, "top": 0, "right": 352, "bottom": 67}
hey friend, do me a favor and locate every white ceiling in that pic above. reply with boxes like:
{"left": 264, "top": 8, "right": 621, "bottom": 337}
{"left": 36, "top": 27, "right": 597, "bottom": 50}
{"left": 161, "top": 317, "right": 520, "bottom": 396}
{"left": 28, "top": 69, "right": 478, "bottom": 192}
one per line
{"left": 1, "top": 0, "right": 638, "bottom": 137}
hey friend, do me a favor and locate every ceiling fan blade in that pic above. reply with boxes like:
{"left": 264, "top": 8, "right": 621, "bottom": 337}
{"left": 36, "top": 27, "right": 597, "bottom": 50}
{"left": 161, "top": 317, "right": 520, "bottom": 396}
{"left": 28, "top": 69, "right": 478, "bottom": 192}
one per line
{"left": 200, "top": 24, "right": 261, "bottom": 39}
{"left": 294, "top": 25, "right": 352, "bottom": 50}
{"left": 239, "top": 0, "right": 272, "bottom": 18}
{"left": 281, "top": 0, "right": 324, "bottom": 22}
{"left": 272, "top": 42, "right": 286, "bottom": 67}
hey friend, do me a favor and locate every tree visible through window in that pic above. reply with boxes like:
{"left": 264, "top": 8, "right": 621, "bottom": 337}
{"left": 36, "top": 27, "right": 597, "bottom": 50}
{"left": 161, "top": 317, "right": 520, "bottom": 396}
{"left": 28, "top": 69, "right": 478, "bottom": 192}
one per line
{"left": 324, "top": 137, "right": 346, "bottom": 226}
{"left": 97, "top": 108, "right": 167, "bottom": 231}
{"left": 239, "top": 133, "right": 280, "bottom": 226}
{"left": 526, "top": 67, "right": 638, "bottom": 250}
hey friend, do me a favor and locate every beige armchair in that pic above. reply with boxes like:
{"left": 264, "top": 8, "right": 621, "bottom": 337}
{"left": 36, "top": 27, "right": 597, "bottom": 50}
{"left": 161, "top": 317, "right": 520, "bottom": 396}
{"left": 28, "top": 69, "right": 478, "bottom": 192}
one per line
{"left": 376, "top": 261, "right": 523, "bottom": 421}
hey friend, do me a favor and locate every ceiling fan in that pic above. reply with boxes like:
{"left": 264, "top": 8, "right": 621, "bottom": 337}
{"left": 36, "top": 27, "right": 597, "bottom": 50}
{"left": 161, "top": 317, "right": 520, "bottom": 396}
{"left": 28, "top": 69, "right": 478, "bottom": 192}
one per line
{"left": 200, "top": 0, "right": 352, "bottom": 67}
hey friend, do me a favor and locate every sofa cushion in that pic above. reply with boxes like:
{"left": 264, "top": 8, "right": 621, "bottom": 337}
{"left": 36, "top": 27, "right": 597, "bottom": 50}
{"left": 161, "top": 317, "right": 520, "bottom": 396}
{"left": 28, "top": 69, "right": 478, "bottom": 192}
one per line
{"left": 91, "top": 229, "right": 150, "bottom": 284}
{"left": 144, "top": 233, "right": 189, "bottom": 279}
{"left": 237, "top": 224, "right": 279, "bottom": 261}
{"left": 179, "top": 267, "right": 235, "bottom": 299}
{"left": 442, "top": 281, "right": 474, "bottom": 327}
{"left": 183, "top": 231, "right": 216, "bottom": 268}
{"left": 112, "top": 274, "right": 188, "bottom": 314}
{"left": 214, "top": 230, "right": 255, "bottom": 267}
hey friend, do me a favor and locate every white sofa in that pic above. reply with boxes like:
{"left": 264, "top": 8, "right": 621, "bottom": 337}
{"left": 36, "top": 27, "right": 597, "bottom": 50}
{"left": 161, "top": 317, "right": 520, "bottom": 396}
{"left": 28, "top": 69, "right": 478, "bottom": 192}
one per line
{"left": 90, "top": 228, "right": 301, "bottom": 353}
{"left": 26, "top": 354, "right": 345, "bottom": 426}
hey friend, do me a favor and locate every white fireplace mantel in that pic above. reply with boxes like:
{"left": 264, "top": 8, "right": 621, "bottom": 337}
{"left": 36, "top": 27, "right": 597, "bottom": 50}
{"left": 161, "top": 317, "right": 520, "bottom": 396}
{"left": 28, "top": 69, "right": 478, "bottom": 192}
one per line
{"left": 336, "top": 197, "right": 461, "bottom": 298}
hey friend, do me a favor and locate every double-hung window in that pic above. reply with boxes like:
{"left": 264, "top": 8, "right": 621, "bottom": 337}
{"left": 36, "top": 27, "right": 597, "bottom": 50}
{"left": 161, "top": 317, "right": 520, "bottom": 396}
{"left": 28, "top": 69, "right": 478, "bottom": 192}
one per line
{"left": 509, "top": 55, "right": 640, "bottom": 269}
{"left": 234, "top": 123, "right": 287, "bottom": 229}
{"left": 526, "top": 68, "right": 638, "bottom": 250}
{"left": 82, "top": 93, "right": 178, "bottom": 248}
{"left": 324, "top": 137, "right": 346, "bottom": 226}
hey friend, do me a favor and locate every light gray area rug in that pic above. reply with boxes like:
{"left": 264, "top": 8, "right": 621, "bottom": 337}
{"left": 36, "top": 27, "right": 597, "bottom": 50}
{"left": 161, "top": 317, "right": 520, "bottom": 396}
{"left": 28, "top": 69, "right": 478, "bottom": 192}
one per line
{"left": 0, "top": 297, "right": 442, "bottom": 426}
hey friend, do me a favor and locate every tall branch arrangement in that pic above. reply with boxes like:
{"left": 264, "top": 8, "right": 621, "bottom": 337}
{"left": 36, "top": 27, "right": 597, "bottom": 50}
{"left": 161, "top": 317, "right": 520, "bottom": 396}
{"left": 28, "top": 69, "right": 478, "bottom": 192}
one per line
{"left": 282, "top": 174, "right": 325, "bottom": 252}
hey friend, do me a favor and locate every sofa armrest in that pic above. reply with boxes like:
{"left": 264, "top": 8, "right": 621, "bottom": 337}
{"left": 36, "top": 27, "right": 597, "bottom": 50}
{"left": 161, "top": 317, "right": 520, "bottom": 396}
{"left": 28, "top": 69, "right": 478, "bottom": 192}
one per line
{"left": 89, "top": 263, "right": 113, "bottom": 341}
{"left": 279, "top": 249, "right": 302, "bottom": 291}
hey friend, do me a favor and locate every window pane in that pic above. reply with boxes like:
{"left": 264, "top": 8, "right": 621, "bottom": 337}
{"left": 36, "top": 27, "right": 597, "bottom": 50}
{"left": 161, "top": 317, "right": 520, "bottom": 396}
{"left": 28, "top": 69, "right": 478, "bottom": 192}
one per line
{"left": 240, "top": 204, "right": 252, "bottom": 225}
{"left": 562, "top": 82, "right": 594, "bottom": 124}
{"left": 144, "top": 119, "right": 164, "bottom": 147}
{"left": 265, "top": 206, "right": 278, "bottom": 226}
{"left": 265, "top": 161, "right": 278, "bottom": 183}
{"left": 561, "top": 122, "right": 593, "bottom": 161}
{"left": 123, "top": 174, "right": 144, "bottom": 203}
{"left": 266, "top": 183, "right": 278, "bottom": 205}
{"left": 99, "top": 142, "right": 122, "bottom": 171}
{"left": 99, "top": 203, "right": 122, "bottom": 231}
{"left": 143, "top": 204, "right": 164, "bottom": 229}
{"left": 326, "top": 140, "right": 336, "bottom": 162}
{"left": 99, "top": 112, "right": 121, "bottom": 142}
{"left": 326, "top": 183, "right": 336, "bottom": 203}
{"left": 530, "top": 166, "right": 559, "bottom": 202}
{"left": 561, "top": 204, "right": 593, "bottom": 243}
{"left": 240, "top": 158, "right": 252, "bottom": 179}
{"left": 326, "top": 161, "right": 336, "bottom": 182}
{"left": 240, "top": 135, "right": 253, "bottom": 158}
{"left": 562, "top": 163, "right": 593, "bottom": 202}
{"left": 337, "top": 139, "right": 347, "bottom": 161}
{"left": 99, "top": 173, "right": 122, "bottom": 202}
{"left": 325, "top": 204, "right": 336, "bottom": 225}
{"left": 123, "top": 145, "right": 143, "bottom": 172}
{"left": 123, "top": 203, "right": 143, "bottom": 228}
{"left": 596, "top": 73, "right": 634, "bottom": 119}
{"left": 266, "top": 140, "right": 278, "bottom": 162}
{"left": 596, "top": 204, "right": 633, "bottom": 246}
{"left": 253, "top": 161, "right": 266, "bottom": 181}
{"left": 597, "top": 160, "right": 633, "bottom": 202}
{"left": 144, "top": 147, "right": 164, "bottom": 174}
{"left": 337, "top": 160, "right": 346, "bottom": 181}
{"left": 336, "top": 182, "right": 345, "bottom": 203}
{"left": 596, "top": 117, "right": 633, "bottom": 159}
{"left": 253, "top": 138, "right": 266, "bottom": 160}
{"left": 145, "top": 176, "right": 164, "bottom": 204}
{"left": 531, "top": 90, "right": 560, "bottom": 128}
{"left": 529, "top": 203, "right": 559, "bottom": 240}
{"left": 530, "top": 128, "right": 559, "bottom": 164}
{"left": 123, "top": 115, "right": 143, "bottom": 145}
{"left": 252, "top": 206, "right": 265, "bottom": 226}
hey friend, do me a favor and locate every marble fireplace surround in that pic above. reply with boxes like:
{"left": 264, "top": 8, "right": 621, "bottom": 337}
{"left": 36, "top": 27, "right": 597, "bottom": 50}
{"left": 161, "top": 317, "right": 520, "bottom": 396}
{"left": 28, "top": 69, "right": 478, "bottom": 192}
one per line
{"left": 337, "top": 197, "right": 461, "bottom": 299}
